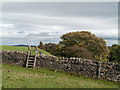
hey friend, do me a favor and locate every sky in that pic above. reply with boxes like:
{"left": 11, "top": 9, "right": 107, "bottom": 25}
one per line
{"left": 1, "top": 2, "right": 118, "bottom": 46}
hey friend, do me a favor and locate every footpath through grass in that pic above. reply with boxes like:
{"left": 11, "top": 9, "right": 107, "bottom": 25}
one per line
{"left": 0, "top": 45, "right": 51, "bottom": 55}
{"left": 2, "top": 64, "right": 119, "bottom": 88}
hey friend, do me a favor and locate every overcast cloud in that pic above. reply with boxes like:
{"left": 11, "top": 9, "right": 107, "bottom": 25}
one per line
{"left": 1, "top": 2, "right": 118, "bottom": 46}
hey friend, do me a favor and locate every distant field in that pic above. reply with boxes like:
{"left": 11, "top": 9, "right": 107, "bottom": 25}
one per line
{"left": 0, "top": 45, "right": 52, "bottom": 55}
{"left": 2, "top": 64, "right": 119, "bottom": 88}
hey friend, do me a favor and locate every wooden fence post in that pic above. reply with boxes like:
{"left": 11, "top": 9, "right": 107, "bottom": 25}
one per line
{"left": 28, "top": 45, "right": 31, "bottom": 55}
{"left": 97, "top": 61, "right": 101, "bottom": 79}
{"left": 26, "top": 45, "right": 31, "bottom": 68}
{"left": 35, "top": 46, "right": 38, "bottom": 55}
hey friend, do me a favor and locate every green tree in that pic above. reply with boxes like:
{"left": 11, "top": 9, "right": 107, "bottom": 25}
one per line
{"left": 38, "top": 41, "right": 45, "bottom": 49}
{"left": 109, "top": 44, "right": 120, "bottom": 63}
{"left": 59, "top": 31, "right": 109, "bottom": 61}
{"left": 45, "top": 43, "right": 61, "bottom": 56}
{"left": 64, "top": 45, "right": 93, "bottom": 59}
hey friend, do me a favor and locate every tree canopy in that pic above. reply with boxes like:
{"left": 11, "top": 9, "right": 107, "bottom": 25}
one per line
{"left": 64, "top": 45, "right": 93, "bottom": 59}
{"left": 38, "top": 41, "right": 61, "bottom": 56}
{"left": 109, "top": 44, "right": 120, "bottom": 63}
{"left": 59, "top": 31, "right": 110, "bottom": 61}
{"left": 38, "top": 41, "right": 45, "bottom": 50}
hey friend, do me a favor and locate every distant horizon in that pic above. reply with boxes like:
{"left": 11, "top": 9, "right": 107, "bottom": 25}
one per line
{"left": 1, "top": 42, "right": 119, "bottom": 46}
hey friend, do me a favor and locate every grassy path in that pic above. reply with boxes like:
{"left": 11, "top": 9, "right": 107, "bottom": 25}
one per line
{"left": 2, "top": 64, "right": 119, "bottom": 88}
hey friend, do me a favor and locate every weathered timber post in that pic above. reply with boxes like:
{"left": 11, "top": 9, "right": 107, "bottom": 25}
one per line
{"left": 97, "top": 61, "right": 101, "bottom": 79}
{"left": 35, "top": 46, "right": 38, "bottom": 55}
{"left": 28, "top": 45, "right": 31, "bottom": 55}
{"left": 33, "top": 46, "right": 38, "bottom": 68}
{"left": 26, "top": 45, "right": 31, "bottom": 68}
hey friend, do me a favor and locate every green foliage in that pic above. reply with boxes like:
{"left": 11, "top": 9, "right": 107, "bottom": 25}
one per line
{"left": 109, "top": 44, "right": 120, "bottom": 63}
{"left": 1, "top": 45, "right": 52, "bottom": 55}
{"left": 2, "top": 64, "right": 119, "bottom": 88}
{"left": 60, "top": 31, "right": 110, "bottom": 61}
{"left": 38, "top": 42, "right": 61, "bottom": 56}
{"left": 44, "top": 43, "right": 60, "bottom": 56}
{"left": 38, "top": 41, "right": 45, "bottom": 50}
{"left": 63, "top": 45, "right": 93, "bottom": 59}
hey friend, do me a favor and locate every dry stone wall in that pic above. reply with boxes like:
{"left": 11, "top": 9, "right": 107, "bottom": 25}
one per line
{"left": 1, "top": 50, "right": 120, "bottom": 82}
{"left": 2, "top": 50, "right": 27, "bottom": 67}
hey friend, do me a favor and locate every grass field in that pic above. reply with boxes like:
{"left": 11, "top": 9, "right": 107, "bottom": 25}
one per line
{"left": 0, "top": 45, "right": 51, "bottom": 55}
{"left": 2, "top": 64, "right": 119, "bottom": 88}
{"left": 1, "top": 45, "right": 120, "bottom": 88}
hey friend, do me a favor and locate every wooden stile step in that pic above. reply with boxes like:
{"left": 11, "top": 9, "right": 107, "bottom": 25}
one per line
{"left": 28, "top": 65, "right": 34, "bottom": 66}
{"left": 26, "top": 56, "right": 36, "bottom": 68}
{"left": 28, "top": 60, "right": 34, "bottom": 61}
{"left": 28, "top": 63, "right": 34, "bottom": 65}
{"left": 28, "top": 57, "right": 35, "bottom": 60}
{"left": 26, "top": 46, "right": 38, "bottom": 68}
{"left": 29, "top": 55, "right": 35, "bottom": 57}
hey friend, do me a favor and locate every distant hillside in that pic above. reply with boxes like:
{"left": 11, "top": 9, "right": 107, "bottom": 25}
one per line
{"left": 13, "top": 45, "right": 29, "bottom": 47}
{"left": 0, "top": 45, "right": 52, "bottom": 55}
{"left": 108, "top": 46, "right": 112, "bottom": 47}
{"left": 13, "top": 44, "right": 36, "bottom": 47}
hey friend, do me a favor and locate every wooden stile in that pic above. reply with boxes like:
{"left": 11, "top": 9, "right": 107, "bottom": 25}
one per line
{"left": 26, "top": 45, "right": 38, "bottom": 68}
